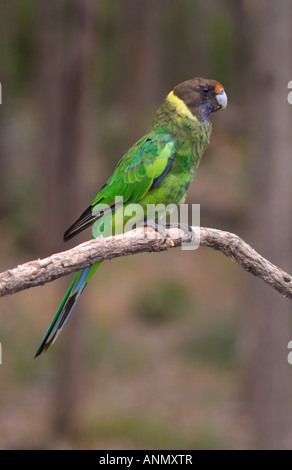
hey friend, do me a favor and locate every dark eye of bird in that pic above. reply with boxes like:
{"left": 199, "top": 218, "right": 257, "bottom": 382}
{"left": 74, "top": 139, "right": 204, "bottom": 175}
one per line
{"left": 203, "top": 87, "right": 209, "bottom": 93}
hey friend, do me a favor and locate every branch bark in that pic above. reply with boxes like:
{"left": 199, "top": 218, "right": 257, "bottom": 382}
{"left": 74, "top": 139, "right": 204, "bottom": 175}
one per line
{"left": 0, "top": 227, "right": 291, "bottom": 299}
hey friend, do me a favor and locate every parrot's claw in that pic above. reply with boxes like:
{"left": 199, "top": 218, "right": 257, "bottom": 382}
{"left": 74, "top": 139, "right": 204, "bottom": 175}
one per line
{"left": 134, "top": 219, "right": 171, "bottom": 245}
{"left": 166, "top": 222, "right": 197, "bottom": 246}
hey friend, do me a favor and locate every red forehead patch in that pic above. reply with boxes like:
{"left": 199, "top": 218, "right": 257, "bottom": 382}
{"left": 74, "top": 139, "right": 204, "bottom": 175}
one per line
{"left": 215, "top": 83, "right": 224, "bottom": 93}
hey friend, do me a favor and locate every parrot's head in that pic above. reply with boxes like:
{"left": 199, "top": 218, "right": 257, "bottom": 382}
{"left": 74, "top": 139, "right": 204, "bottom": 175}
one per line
{"left": 172, "top": 77, "right": 227, "bottom": 121}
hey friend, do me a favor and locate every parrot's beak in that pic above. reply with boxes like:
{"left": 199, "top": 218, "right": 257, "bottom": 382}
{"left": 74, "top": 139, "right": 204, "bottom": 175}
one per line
{"left": 215, "top": 89, "right": 228, "bottom": 110}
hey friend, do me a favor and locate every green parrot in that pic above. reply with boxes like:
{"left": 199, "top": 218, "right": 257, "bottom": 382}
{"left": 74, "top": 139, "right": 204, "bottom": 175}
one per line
{"left": 35, "top": 77, "right": 227, "bottom": 357}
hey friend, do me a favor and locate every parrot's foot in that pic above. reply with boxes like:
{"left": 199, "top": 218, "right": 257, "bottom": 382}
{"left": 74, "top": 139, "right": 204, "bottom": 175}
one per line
{"left": 134, "top": 219, "right": 172, "bottom": 245}
{"left": 166, "top": 222, "right": 198, "bottom": 246}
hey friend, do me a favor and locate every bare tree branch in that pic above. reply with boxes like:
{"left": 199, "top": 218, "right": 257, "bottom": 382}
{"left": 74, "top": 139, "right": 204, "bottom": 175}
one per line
{"left": 0, "top": 227, "right": 291, "bottom": 299}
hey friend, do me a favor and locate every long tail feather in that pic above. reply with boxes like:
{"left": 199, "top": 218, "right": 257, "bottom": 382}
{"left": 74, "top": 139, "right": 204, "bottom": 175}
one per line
{"left": 35, "top": 262, "right": 102, "bottom": 357}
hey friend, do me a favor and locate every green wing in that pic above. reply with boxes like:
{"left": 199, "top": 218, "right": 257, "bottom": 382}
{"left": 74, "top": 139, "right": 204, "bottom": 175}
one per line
{"left": 64, "top": 132, "right": 175, "bottom": 241}
{"left": 92, "top": 132, "right": 174, "bottom": 207}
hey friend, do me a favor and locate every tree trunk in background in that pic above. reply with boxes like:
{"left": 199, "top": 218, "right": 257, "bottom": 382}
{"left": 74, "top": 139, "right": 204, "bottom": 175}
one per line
{"left": 118, "top": 0, "right": 160, "bottom": 137}
{"left": 37, "top": 0, "right": 95, "bottom": 252}
{"left": 0, "top": 111, "right": 4, "bottom": 216}
{"left": 0, "top": 1, "right": 13, "bottom": 217}
{"left": 37, "top": 0, "right": 95, "bottom": 436}
{"left": 242, "top": 0, "right": 292, "bottom": 449}
{"left": 0, "top": 1, "right": 4, "bottom": 214}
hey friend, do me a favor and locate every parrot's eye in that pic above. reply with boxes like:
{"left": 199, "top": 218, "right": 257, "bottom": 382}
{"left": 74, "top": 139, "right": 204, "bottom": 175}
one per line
{"left": 203, "top": 86, "right": 209, "bottom": 93}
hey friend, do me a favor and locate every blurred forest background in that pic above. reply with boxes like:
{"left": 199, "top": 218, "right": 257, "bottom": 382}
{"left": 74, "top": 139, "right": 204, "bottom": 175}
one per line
{"left": 0, "top": 0, "right": 291, "bottom": 450}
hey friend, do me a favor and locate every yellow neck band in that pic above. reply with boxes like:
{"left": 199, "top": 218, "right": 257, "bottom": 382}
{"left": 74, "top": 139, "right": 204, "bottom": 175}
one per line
{"left": 166, "top": 91, "right": 198, "bottom": 121}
